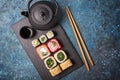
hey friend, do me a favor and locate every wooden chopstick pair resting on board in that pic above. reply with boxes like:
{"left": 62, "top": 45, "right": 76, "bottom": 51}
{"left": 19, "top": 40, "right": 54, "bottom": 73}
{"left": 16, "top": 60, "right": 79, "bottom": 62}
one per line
{"left": 66, "top": 6, "right": 94, "bottom": 71}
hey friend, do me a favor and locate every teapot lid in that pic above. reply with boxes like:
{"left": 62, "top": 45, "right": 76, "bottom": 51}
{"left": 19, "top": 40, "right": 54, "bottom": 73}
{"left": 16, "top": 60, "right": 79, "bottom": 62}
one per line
{"left": 29, "top": 3, "right": 53, "bottom": 26}
{"left": 21, "top": 0, "right": 60, "bottom": 30}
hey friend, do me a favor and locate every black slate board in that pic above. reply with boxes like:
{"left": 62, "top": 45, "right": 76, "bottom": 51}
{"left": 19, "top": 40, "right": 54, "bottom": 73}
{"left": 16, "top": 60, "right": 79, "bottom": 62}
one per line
{"left": 12, "top": 18, "right": 83, "bottom": 80}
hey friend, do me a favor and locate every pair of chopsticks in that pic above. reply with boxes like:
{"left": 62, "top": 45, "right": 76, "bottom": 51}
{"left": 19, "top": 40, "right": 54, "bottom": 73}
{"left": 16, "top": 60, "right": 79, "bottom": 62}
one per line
{"left": 66, "top": 6, "right": 94, "bottom": 71}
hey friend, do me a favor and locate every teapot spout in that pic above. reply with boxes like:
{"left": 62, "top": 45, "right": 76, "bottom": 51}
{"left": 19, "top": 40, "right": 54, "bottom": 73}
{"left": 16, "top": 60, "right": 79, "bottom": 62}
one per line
{"left": 21, "top": 11, "right": 29, "bottom": 17}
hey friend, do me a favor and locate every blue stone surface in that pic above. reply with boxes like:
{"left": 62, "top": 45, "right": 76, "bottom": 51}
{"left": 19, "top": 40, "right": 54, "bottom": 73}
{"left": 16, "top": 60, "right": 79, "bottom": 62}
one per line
{"left": 0, "top": 0, "right": 120, "bottom": 80}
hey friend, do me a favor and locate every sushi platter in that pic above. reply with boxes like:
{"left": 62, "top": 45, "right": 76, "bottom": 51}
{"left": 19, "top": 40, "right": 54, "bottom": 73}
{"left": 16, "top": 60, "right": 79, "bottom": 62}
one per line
{"left": 12, "top": 18, "right": 83, "bottom": 80}
{"left": 12, "top": 0, "right": 83, "bottom": 80}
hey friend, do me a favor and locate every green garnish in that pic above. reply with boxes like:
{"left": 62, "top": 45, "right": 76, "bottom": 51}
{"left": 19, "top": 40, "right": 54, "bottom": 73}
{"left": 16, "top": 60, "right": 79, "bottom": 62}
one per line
{"left": 46, "top": 58, "right": 54, "bottom": 68}
{"left": 57, "top": 52, "right": 65, "bottom": 61}
{"left": 41, "top": 52, "right": 47, "bottom": 56}
{"left": 41, "top": 37, "right": 45, "bottom": 41}
{"left": 52, "top": 41, "right": 57, "bottom": 47}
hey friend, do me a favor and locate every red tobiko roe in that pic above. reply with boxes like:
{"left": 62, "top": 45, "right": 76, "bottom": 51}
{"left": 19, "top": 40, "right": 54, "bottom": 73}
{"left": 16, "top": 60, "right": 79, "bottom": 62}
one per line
{"left": 47, "top": 38, "right": 61, "bottom": 53}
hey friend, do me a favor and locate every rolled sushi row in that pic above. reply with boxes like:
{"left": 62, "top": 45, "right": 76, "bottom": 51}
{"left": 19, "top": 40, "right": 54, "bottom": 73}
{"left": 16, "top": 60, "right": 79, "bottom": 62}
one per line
{"left": 32, "top": 31, "right": 54, "bottom": 47}
{"left": 32, "top": 30, "right": 73, "bottom": 77}
{"left": 36, "top": 39, "right": 61, "bottom": 60}
{"left": 44, "top": 50, "right": 73, "bottom": 77}
{"left": 49, "top": 59, "right": 73, "bottom": 77}
{"left": 44, "top": 50, "right": 67, "bottom": 69}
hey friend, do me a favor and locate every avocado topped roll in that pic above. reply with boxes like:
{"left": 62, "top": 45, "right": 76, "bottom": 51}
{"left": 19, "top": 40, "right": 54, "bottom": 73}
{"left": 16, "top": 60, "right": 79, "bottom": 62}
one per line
{"left": 54, "top": 50, "right": 67, "bottom": 63}
{"left": 44, "top": 56, "right": 57, "bottom": 69}
{"left": 46, "top": 31, "right": 54, "bottom": 39}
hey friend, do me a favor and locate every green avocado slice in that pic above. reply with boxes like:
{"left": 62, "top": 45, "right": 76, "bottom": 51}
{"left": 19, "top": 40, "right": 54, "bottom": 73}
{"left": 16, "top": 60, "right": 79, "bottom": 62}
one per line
{"left": 57, "top": 52, "right": 65, "bottom": 61}
{"left": 46, "top": 58, "right": 54, "bottom": 68}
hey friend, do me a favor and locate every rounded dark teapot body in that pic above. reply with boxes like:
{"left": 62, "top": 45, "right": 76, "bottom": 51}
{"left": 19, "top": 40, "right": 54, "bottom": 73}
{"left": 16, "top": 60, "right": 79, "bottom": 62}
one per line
{"left": 21, "top": 0, "right": 61, "bottom": 30}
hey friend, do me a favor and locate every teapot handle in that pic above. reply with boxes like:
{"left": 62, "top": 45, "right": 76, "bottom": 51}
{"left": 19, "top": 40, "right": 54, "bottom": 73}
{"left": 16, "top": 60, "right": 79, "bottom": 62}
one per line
{"left": 21, "top": 0, "right": 58, "bottom": 17}
{"left": 28, "top": 0, "right": 33, "bottom": 14}
{"left": 21, "top": 0, "right": 33, "bottom": 17}
{"left": 51, "top": 0, "right": 59, "bottom": 16}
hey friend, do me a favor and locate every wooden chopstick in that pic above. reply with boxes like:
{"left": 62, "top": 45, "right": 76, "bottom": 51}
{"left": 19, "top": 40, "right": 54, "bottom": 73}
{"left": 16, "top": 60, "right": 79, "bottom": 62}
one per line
{"left": 66, "top": 7, "right": 90, "bottom": 71}
{"left": 66, "top": 7, "right": 94, "bottom": 67}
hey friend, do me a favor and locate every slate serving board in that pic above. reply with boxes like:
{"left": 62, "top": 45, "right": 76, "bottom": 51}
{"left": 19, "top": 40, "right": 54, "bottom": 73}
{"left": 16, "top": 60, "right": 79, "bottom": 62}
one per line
{"left": 12, "top": 18, "right": 83, "bottom": 80}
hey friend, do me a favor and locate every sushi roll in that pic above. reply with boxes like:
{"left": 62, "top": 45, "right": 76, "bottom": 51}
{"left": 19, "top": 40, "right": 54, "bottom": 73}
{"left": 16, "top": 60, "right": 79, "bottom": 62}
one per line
{"left": 49, "top": 65, "right": 62, "bottom": 77}
{"left": 32, "top": 39, "right": 40, "bottom": 47}
{"left": 60, "top": 59, "right": 73, "bottom": 71}
{"left": 39, "top": 35, "right": 47, "bottom": 43}
{"left": 36, "top": 44, "right": 51, "bottom": 60}
{"left": 44, "top": 56, "right": 57, "bottom": 69}
{"left": 47, "top": 39, "right": 61, "bottom": 52}
{"left": 54, "top": 50, "right": 67, "bottom": 63}
{"left": 46, "top": 31, "right": 54, "bottom": 39}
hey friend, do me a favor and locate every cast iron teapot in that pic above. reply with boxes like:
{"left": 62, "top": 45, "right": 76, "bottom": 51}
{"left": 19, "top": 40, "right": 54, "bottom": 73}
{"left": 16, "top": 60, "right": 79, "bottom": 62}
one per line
{"left": 21, "top": 0, "right": 61, "bottom": 30}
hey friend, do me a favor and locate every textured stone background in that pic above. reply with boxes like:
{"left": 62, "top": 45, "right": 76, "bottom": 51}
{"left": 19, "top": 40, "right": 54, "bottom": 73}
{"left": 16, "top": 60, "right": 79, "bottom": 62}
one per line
{"left": 0, "top": 0, "right": 120, "bottom": 80}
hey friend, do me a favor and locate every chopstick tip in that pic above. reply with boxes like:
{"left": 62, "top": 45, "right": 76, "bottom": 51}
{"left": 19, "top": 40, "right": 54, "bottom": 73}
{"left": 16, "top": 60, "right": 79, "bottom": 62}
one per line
{"left": 66, "top": 6, "right": 69, "bottom": 9}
